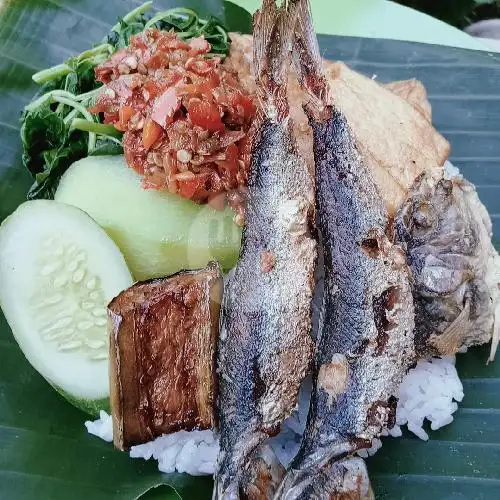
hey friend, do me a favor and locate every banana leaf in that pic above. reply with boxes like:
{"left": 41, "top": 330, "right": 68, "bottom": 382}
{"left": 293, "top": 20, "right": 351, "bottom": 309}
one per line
{"left": 1, "top": 1, "right": 500, "bottom": 499}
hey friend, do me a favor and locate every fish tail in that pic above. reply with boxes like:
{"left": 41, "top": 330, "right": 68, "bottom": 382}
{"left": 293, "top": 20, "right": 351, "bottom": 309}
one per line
{"left": 288, "top": 0, "right": 331, "bottom": 118}
{"left": 212, "top": 479, "right": 234, "bottom": 500}
{"left": 213, "top": 445, "right": 284, "bottom": 500}
{"left": 274, "top": 456, "right": 373, "bottom": 500}
{"left": 253, "top": 0, "right": 298, "bottom": 121}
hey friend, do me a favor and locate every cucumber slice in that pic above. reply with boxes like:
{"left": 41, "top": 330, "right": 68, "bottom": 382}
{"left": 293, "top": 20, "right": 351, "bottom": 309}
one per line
{"left": 55, "top": 155, "right": 242, "bottom": 281}
{"left": 0, "top": 200, "right": 133, "bottom": 415}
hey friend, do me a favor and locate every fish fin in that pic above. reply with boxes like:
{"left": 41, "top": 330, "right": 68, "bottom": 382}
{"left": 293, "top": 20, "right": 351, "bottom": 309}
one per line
{"left": 428, "top": 300, "right": 471, "bottom": 356}
{"left": 213, "top": 445, "right": 284, "bottom": 500}
{"left": 240, "top": 445, "right": 285, "bottom": 499}
{"left": 253, "top": 0, "right": 298, "bottom": 121}
{"left": 288, "top": 0, "right": 331, "bottom": 119}
{"left": 212, "top": 478, "right": 237, "bottom": 500}
{"left": 488, "top": 302, "right": 500, "bottom": 363}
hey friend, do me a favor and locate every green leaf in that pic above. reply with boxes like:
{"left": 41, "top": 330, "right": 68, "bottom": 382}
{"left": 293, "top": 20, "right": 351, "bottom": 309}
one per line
{"left": 1, "top": 1, "right": 500, "bottom": 500}
{"left": 90, "top": 138, "right": 125, "bottom": 157}
{"left": 20, "top": 103, "right": 89, "bottom": 200}
{"left": 21, "top": 103, "right": 68, "bottom": 175}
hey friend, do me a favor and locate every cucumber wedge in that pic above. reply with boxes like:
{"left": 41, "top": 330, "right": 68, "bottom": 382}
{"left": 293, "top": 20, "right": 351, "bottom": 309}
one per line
{"left": 55, "top": 155, "right": 242, "bottom": 281}
{"left": 0, "top": 200, "right": 133, "bottom": 415}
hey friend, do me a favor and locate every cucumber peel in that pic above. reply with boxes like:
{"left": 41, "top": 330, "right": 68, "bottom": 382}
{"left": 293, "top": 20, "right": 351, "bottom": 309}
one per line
{"left": 55, "top": 155, "right": 242, "bottom": 281}
{"left": 54, "top": 385, "right": 110, "bottom": 417}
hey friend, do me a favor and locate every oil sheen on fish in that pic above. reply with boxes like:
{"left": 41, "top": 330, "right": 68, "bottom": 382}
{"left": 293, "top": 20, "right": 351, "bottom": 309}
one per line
{"left": 276, "top": 2, "right": 415, "bottom": 497}
{"left": 214, "top": 1, "right": 316, "bottom": 497}
{"left": 396, "top": 172, "right": 500, "bottom": 361}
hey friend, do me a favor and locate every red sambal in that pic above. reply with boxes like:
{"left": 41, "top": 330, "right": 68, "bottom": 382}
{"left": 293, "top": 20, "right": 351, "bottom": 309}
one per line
{"left": 89, "top": 29, "right": 256, "bottom": 224}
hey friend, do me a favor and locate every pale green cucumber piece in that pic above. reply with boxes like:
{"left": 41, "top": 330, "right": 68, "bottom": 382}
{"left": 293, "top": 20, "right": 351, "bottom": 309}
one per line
{"left": 55, "top": 155, "right": 242, "bottom": 281}
{"left": 0, "top": 200, "right": 133, "bottom": 415}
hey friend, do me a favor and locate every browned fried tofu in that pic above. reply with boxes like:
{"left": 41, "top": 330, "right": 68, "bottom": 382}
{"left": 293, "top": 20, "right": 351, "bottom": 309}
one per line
{"left": 108, "top": 262, "right": 222, "bottom": 451}
{"left": 385, "top": 78, "right": 432, "bottom": 122}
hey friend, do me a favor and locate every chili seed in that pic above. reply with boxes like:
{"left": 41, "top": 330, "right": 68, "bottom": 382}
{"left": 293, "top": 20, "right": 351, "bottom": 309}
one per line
{"left": 118, "top": 64, "right": 130, "bottom": 75}
{"left": 176, "top": 149, "right": 192, "bottom": 163}
{"left": 153, "top": 152, "right": 163, "bottom": 167}
{"left": 234, "top": 213, "right": 245, "bottom": 227}
{"left": 175, "top": 171, "right": 195, "bottom": 181}
{"left": 123, "top": 56, "right": 138, "bottom": 70}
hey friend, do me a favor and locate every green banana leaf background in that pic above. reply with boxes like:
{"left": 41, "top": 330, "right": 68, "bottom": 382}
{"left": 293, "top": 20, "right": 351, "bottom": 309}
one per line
{"left": 1, "top": 1, "right": 500, "bottom": 499}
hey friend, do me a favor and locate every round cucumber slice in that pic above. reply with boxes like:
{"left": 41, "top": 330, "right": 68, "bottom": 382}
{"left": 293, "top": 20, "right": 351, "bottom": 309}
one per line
{"left": 55, "top": 155, "right": 242, "bottom": 281}
{"left": 0, "top": 200, "right": 133, "bottom": 415}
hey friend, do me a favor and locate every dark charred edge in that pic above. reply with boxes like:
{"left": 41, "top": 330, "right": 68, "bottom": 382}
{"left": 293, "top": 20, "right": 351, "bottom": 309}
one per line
{"left": 350, "top": 437, "right": 372, "bottom": 452}
{"left": 372, "top": 285, "right": 401, "bottom": 355}
{"left": 108, "top": 310, "right": 125, "bottom": 451}
{"left": 209, "top": 265, "right": 224, "bottom": 431}
{"left": 354, "top": 338, "right": 370, "bottom": 356}
{"left": 385, "top": 215, "right": 396, "bottom": 243}
{"left": 386, "top": 395, "right": 398, "bottom": 430}
{"left": 366, "top": 398, "right": 398, "bottom": 432}
{"left": 360, "top": 237, "right": 381, "bottom": 259}
{"left": 107, "top": 262, "right": 222, "bottom": 309}
{"left": 252, "top": 357, "right": 267, "bottom": 402}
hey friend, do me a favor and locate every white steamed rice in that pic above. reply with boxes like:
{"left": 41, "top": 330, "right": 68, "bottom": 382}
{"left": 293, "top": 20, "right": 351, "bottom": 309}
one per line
{"left": 86, "top": 355, "right": 464, "bottom": 475}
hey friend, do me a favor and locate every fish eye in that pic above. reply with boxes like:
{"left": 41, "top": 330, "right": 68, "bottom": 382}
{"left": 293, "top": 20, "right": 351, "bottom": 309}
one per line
{"left": 412, "top": 202, "right": 435, "bottom": 230}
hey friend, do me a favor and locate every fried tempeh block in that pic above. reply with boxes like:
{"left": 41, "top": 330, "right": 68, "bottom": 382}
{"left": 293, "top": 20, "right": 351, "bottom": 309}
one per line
{"left": 108, "top": 262, "right": 222, "bottom": 451}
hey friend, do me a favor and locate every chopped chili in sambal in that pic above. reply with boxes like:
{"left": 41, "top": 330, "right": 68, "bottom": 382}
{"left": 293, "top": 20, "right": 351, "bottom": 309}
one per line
{"left": 89, "top": 29, "right": 256, "bottom": 223}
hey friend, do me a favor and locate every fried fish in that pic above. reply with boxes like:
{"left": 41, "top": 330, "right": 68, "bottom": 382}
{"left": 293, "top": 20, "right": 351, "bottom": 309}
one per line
{"left": 224, "top": 33, "right": 450, "bottom": 216}
{"left": 396, "top": 172, "right": 500, "bottom": 361}
{"left": 214, "top": 1, "right": 316, "bottom": 497}
{"left": 276, "top": 1, "right": 415, "bottom": 497}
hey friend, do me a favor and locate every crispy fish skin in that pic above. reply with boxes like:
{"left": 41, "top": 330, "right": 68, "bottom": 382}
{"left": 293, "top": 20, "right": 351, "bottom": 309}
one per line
{"left": 214, "top": 2, "right": 316, "bottom": 498}
{"left": 276, "top": 2, "right": 415, "bottom": 497}
{"left": 396, "top": 173, "right": 500, "bottom": 360}
{"left": 276, "top": 108, "right": 415, "bottom": 499}
{"left": 216, "top": 120, "right": 316, "bottom": 497}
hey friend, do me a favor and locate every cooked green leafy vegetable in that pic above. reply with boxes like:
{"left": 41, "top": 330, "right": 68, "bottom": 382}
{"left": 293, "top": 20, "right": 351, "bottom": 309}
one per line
{"left": 143, "top": 8, "right": 231, "bottom": 56}
{"left": 21, "top": 1, "right": 231, "bottom": 200}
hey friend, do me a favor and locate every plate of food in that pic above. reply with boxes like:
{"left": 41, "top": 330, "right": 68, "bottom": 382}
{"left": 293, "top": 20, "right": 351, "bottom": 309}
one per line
{"left": 1, "top": 1, "right": 500, "bottom": 499}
